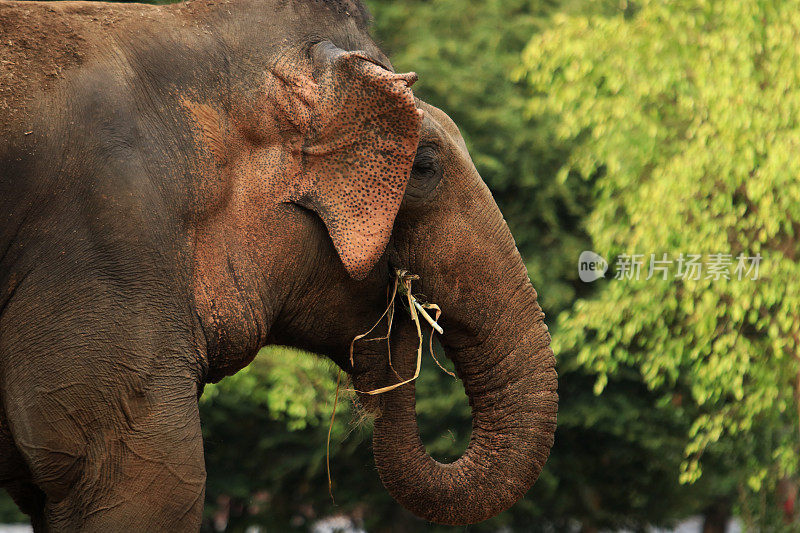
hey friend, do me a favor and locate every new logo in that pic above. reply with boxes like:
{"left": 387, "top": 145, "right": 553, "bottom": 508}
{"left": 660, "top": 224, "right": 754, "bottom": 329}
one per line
{"left": 579, "top": 251, "right": 608, "bottom": 282}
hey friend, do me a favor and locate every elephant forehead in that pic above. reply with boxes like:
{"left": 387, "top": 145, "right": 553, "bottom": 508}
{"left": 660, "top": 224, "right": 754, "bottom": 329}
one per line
{"left": 417, "top": 99, "right": 469, "bottom": 156}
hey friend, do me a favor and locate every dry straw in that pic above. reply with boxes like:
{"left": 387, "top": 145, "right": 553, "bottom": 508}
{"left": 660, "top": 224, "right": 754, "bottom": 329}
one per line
{"left": 327, "top": 269, "right": 455, "bottom": 499}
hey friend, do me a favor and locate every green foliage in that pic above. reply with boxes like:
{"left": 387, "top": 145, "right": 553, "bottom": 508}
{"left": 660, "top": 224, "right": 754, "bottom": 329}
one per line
{"left": 199, "top": 347, "right": 373, "bottom": 530}
{"left": 517, "top": 0, "right": 800, "bottom": 525}
{"left": 0, "top": 493, "right": 26, "bottom": 524}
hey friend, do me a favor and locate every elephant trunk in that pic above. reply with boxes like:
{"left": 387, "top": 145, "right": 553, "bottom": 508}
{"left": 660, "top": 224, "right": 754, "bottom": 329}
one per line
{"left": 369, "top": 287, "right": 558, "bottom": 525}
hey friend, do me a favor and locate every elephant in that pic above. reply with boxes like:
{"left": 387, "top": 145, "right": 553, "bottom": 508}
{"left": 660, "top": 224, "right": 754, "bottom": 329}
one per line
{"left": 0, "top": 0, "right": 558, "bottom": 529}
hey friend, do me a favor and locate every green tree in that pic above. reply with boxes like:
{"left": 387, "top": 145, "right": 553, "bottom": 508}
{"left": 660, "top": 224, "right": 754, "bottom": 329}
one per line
{"left": 517, "top": 0, "right": 800, "bottom": 528}
{"left": 0, "top": 496, "right": 26, "bottom": 525}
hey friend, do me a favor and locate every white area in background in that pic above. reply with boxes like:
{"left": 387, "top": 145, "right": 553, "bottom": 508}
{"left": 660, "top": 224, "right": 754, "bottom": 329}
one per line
{"left": 311, "top": 515, "right": 366, "bottom": 533}
{"left": 611, "top": 517, "right": 742, "bottom": 533}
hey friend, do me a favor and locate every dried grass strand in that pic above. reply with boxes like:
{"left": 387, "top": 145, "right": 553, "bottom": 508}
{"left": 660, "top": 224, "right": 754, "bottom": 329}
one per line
{"left": 348, "top": 276, "right": 400, "bottom": 367}
{"left": 348, "top": 273, "right": 422, "bottom": 395}
{"left": 327, "top": 369, "right": 343, "bottom": 503}
{"left": 421, "top": 303, "right": 456, "bottom": 378}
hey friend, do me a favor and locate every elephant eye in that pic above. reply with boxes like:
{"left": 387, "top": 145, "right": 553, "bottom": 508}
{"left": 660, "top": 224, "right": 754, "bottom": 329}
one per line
{"left": 404, "top": 143, "right": 442, "bottom": 204}
{"left": 411, "top": 144, "right": 440, "bottom": 182}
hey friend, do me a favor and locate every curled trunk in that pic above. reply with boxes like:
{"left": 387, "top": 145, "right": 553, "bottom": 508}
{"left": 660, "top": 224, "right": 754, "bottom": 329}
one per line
{"left": 369, "top": 298, "right": 558, "bottom": 525}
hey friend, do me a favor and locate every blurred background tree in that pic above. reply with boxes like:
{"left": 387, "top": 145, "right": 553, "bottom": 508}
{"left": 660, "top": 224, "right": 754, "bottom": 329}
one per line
{"left": 517, "top": 0, "right": 800, "bottom": 529}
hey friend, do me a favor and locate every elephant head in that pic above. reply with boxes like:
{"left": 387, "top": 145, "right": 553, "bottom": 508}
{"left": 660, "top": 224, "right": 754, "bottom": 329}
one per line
{"left": 211, "top": 41, "right": 556, "bottom": 525}
{"left": 183, "top": 12, "right": 557, "bottom": 526}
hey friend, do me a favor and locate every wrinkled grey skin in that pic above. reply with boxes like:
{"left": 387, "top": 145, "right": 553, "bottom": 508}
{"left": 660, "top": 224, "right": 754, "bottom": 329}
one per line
{"left": 0, "top": 0, "right": 557, "bottom": 529}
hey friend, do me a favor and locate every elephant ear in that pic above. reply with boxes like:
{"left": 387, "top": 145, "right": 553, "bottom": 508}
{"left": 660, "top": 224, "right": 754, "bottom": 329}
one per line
{"left": 293, "top": 41, "right": 423, "bottom": 280}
